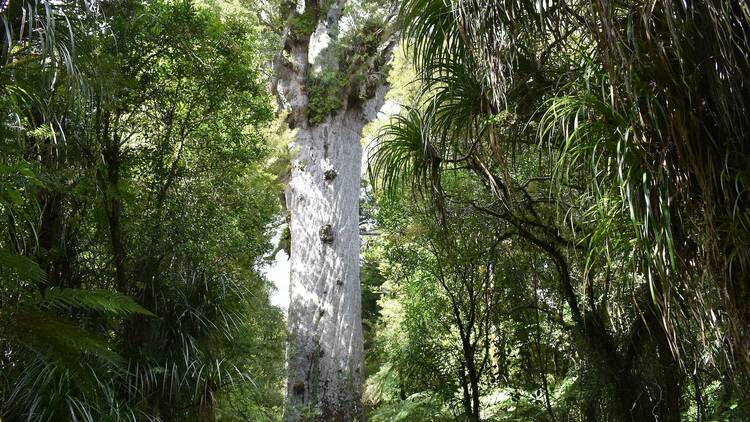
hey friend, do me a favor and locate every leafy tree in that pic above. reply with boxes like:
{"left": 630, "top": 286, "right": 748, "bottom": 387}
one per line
{"left": 368, "top": 0, "right": 750, "bottom": 420}
{"left": 1, "top": 1, "right": 286, "bottom": 420}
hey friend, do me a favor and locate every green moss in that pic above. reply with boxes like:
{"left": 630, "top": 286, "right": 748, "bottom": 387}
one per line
{"left": 289, "top": 0, "right": 335, "bottom": 39}
{"left": 307, "top": 70, "right": 348, "bottom": 125}
{"left": 299, "top": 1, "right": 388, "bottom": 125}
{"left": 290, "top": 10, "right": 317, "bottom": 38}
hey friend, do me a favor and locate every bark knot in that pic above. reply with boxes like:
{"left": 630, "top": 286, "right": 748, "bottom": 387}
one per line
{"left": 319, "top": 224, "right": 334, "bottom": 243}
{"left": 292, "top": 380, "right": 305, "bottom": 396}
{"left": 324, "top": 168, "right": 337, "bottom": 181}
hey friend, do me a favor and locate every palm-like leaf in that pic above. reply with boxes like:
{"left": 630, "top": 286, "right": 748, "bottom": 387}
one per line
{"left": 376, "top": 0, "right": 750, "bottom": 416}
{"left": 369, "top": 107, "right": 441, "bottom": 198}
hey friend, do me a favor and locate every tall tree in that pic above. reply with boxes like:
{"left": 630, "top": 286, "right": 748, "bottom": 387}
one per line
{"left": 271, "top": 0, "right": 396, "bottom": 418}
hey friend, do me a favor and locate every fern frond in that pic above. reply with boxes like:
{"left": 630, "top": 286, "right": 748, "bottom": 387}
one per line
{"left": 0, "top": 249, "right": 46, "bottom": 282}
{"left": 10, "top": 308, "right": 123, "bottom": 365}
{"left": 42, "top": 288, "right": 156, "bottom": 317}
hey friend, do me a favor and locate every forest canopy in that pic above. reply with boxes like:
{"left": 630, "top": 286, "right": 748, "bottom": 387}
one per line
{"left": 1, "top": 0, "right": 749, "bottom": 421}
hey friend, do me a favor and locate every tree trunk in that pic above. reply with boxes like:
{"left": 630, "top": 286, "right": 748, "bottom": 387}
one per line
{"left": 271, "top": 0, "right": 395, "bottom": 422}
{"left": 458, "top": 363, "right": 473, "bottom": 420}
{"left": 285, "top": 109, "right": 368, "bottom": 420}
{"left": 274, "top": 1, "right": 395, "bottom": 419}
{"left": 460, "top": 337, "right": 481, "bottom": 421}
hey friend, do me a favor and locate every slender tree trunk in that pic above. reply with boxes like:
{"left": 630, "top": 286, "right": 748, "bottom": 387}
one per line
{"left": 31, "top": 113, "right": 71, "bottom": 290}
{"left": 458, "top": 363, "right": 473, "bottom": 420}
{"left": 468, "top": 362, "right": 481, "bottom": 421}
{"left": 461, "top": 341, "right": 481, "bottom": 421}
{"left": 97, "top": 108, "right": 128, "bottom": 295}
{"left": 104, "top": 142, "right": 127, "bottom": 295}
{"left": 37, "top": 190, "right": 65, "bottom": 288}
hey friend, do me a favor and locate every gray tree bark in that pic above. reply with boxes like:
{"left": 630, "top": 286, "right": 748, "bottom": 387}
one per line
{"left": 273, "top": 1, "right": 395, "bottom": 419}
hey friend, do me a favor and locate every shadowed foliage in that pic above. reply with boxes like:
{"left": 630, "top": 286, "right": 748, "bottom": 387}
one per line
{"left": 1, "top": 0, "right": 285, "bottom": 420}
{"left": 369, "top": 0, "right": 750, "bottom": 420}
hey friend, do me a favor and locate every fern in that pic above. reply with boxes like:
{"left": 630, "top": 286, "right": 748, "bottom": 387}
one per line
{"left": 0, "top": 249, "right": 46, "bottom": 282}
{"left": 11, "top": 308, "right": 123, "bottom": 364}
{"left": 42, "top": 288, "right": 156, "bottom": 317}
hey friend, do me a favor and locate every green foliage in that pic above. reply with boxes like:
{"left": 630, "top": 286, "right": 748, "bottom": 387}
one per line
{"left": 286, "top": 0, "right": 337, "bottom": 39}
{"left": 0, "top": 249, "right": 46, "bottom": 283}
{"left": 42, "top": 289, "right": 155, "bottom": 316}
{"left": 290, "top": 10, "right": 318, "bottom": 38}
{"left": 369, "top": 107, "right": 441, "bottom": 199}
{"left": 0, "top": 0, "right": 285, "bottom": 420}
{"left": 366, "top": 0, "right": 750, "bottom": 419}
{"left": 370, "top": 391, "right": 450, "bottom": 422}
{"left": 307, "top": 69, "right": 349, "bottom": 125}
{"left": 273, "top": 0, "right": 394, "bottom": 126}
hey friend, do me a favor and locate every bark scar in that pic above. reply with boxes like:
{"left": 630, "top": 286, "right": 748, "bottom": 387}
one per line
{"left": 319, "top": 224, "right": 334, "bottom": 243}
{"left": 324, "top": 168, "right": 337, "bottom": 181}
